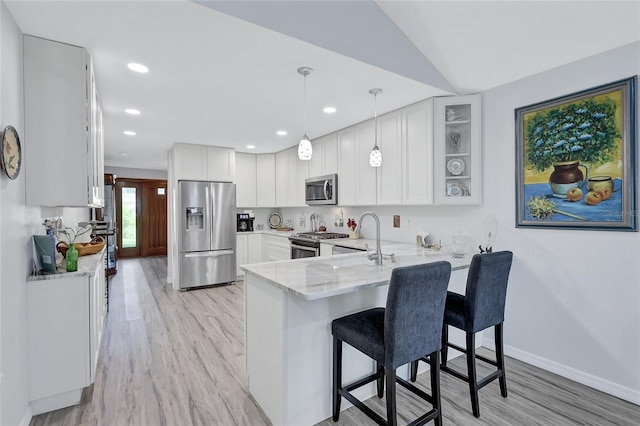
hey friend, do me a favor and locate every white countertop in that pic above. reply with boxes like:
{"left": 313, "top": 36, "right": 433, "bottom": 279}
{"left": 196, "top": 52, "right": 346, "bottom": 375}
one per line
{"left": 28, "top": 247, "right": 106, "bottom": 282}
{"left": 241, "top": 243, "right": 470, "bottom": 301}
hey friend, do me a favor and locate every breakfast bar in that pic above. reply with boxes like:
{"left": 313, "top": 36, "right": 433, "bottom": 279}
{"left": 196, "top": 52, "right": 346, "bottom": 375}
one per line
{"left": 242, "top": 249, "right": 472, "bottom": 426}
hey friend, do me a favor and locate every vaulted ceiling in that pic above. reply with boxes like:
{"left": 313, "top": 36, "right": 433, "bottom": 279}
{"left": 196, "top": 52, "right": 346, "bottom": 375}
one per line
{"left": 6, "top": 1, "right": 640, "bottom": 171}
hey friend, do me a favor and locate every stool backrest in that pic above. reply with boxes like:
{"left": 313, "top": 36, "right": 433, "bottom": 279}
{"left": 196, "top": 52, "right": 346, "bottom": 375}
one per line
{"left": 385, "top": 261, "right": 451, "bottom": 369}
{"left": 464, "top": 251, "right": 513, "bottom": 333}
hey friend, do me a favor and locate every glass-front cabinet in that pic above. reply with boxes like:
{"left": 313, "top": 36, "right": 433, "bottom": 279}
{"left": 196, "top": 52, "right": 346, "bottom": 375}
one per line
{"left": 434, "top": 94, "right": 482, "bottom": 205}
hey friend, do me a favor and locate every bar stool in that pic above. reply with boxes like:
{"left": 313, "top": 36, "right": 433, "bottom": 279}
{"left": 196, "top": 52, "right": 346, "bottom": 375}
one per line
{"left": 411, "top": 251, "right": 513, "bottom": 418}
{"left": 332, "top": 261, "right": 451, "bottom": 426}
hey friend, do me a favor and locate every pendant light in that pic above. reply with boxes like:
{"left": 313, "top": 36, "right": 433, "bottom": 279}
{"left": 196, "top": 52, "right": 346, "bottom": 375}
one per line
{"left": 297, "top": 66, "right": 313, "bottom": 160}
{"left": 369, "top": 88, "right": 383, "bottom": 167}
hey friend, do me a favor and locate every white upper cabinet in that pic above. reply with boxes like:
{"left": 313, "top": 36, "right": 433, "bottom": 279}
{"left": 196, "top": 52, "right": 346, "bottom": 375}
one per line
{"left": 235, "top": 153, "right": 257, "bottom": 207}
{"left": 275, "top": 148, "right": 307, "bottom": 207}
{"left": 171, "top": 143, "right": 235, "bottom": 182}
{"left": 24, "top": 35, "right": 104, "bottom": 207}
{"left": 275, "top": 150, "right": 288, "bottom": 207}
{"left": 309, "top": 133, "right": 338, "bottom": 178}
{"left": 402, "top": 100, "right": 435, "bottom": 205}
{"left": 256, "top": 154, "right": 276, "bottom": 207}
{"left": 376, "top": 110, "right": 402, "bottom": 205}
{"left": 434, "top": 94, "right": 482, "bottom": 205}
{"left": 338, "top": 121, "right": 377, "bottom": 206}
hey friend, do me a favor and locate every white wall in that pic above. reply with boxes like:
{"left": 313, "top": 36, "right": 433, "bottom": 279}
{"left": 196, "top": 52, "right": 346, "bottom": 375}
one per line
{"left": 482, "top": 42, "right": 639, "bottom": 402}
{"left": 281, "top": 42, "right": 640, "bottom": 403}
{"left": 0, "top": 4, "right": 40, "bottom": 424}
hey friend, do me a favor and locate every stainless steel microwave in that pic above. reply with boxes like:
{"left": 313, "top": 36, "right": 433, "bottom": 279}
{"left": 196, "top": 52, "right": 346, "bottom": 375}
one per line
{"left": 305, "top": 174, "right": 337, "bottom": 205}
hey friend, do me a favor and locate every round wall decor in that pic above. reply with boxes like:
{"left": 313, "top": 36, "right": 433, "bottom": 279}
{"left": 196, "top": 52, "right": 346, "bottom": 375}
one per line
{"left": 1, "top": 125, "right": 22, "bottom": 180}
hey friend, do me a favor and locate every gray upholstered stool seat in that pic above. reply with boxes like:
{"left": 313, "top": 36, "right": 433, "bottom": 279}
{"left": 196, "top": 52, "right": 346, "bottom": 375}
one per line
{"left": 332, "top": 261, "right": 451, "bottom": 426}
{"left": 411, "top": 250, "right": 513, "bottom": 418}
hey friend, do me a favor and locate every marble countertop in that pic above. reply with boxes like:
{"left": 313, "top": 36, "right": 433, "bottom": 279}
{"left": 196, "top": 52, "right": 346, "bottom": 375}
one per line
{"left": 241, "top": 244, "right": 470, "bottom": 301}
{"left": 28, "top": 247, "right": 106, "bottom": 282}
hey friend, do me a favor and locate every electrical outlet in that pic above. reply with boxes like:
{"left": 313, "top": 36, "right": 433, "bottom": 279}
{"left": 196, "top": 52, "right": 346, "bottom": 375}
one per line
{"left": 393, "top": 215, "right": 400, "bottom": 228}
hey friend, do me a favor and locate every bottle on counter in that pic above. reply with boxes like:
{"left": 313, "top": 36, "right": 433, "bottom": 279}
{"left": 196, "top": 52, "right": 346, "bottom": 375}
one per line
{"left": 66, "top": 243, "right": 78, "bottom": 272}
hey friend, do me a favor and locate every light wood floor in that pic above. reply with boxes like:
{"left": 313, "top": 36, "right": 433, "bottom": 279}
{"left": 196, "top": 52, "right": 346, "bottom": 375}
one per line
{"left": 32, "top": 257, "right": 640, "bottom": 425}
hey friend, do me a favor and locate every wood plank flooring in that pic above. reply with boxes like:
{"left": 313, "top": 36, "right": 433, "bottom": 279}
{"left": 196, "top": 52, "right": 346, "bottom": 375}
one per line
{"left": 32, "top": 257, "right": 640, "bottom": 425}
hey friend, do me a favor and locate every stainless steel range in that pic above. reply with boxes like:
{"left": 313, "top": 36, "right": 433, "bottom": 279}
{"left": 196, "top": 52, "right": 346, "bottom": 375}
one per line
{"left": 289, "top": 232, "right": 349, "bottom": 259}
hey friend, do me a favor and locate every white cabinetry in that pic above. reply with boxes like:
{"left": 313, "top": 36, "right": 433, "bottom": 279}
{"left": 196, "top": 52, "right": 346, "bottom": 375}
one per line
{"left": 256, "top": 154, "right": 276, "bottom": 207}
{"left": 402, "top": 100, "right": 435, "bottom": 205}
{"left": 434, "top": 95, "right": 482, "bottom": 205}
{"left": 248, "top": 234, "right": 263, "bottom": 264}
{"left": 276, "top": 148, "right": 307, "bottom": 207}
{"left": 235, "top": 153, "right": 257, "bottom": 207}
{"left": 24, "top": 35, "right": 104, "bottom": 207}
{"left": 376, "top": 111, "right": 402, "bottom": 205}
{"left": 27, "top": 251, "right": 106, "bottom": 415}
{"left": 171, "top": 143, "right": 235, "bottom": 182}
{"left": 338, "top": 122, "right": 377, "bottom": 206}
{"left": 264, "top": 234, "right": 290, "bottom": 261}
{"left": 237, "top": 235, "right": 248, "bottom": 278}
{"left": 309, "top": 133, "right": 338, "bottom": 178}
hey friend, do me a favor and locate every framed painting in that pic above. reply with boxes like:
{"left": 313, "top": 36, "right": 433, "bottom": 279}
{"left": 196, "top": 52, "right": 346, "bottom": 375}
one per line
{"left": 515, "top": 76, "right": 636, "bottom": 231}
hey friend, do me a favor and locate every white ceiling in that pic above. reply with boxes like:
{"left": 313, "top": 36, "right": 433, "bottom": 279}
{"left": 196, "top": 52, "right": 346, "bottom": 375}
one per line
{"left": 6, "top": 1, "right": 640, "bottom": 171}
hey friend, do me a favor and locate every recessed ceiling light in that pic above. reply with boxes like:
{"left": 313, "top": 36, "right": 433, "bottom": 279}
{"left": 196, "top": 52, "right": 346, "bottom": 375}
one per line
{"left": 276, "top": 130, "right": 288, "bottom": 136}
{"left": 119, "top": 151, "right": 128, "bottom": 156}
{"left": 127, "top": 63, "right": 149, "bottom": 73}
{"left": 125, "top": 108, "right": 141, "bottom": 115}
{"left": 246, "top": 145, "right": 256, "bottom": 149}
{"left": 323, "top": 107, "right": 337, "bottom": 114}
{"left": 123, "top": 130, "right": 136, "bottom": 136}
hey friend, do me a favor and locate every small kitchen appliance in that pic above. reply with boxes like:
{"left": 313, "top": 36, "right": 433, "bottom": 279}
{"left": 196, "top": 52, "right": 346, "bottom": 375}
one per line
{"left": 237, "top": 212, "right": 255, "bottom": 232}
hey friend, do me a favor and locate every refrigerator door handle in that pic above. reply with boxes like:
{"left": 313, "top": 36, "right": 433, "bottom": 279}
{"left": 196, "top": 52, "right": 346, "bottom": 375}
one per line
{"left": 184, "top": 250, "right": 235, "bottom": 258}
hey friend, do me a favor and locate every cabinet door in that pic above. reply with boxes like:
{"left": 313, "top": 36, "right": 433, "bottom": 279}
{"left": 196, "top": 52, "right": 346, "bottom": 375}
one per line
{"left": 296, "top": 149, "right": 309, "bottom": 207}
{"left": 402, "top": 99, "right": 435, "bottom": 205}
{"left": 434, "top": 94, "right": 482, "bottom": 205}
{"left": 308, "top": 138, "right": 324, "bottom": 178}
{"left": 376, "top": 111, "right": 402, "bottom": 205}
{"left": 353, "top": 121, "right": 378, "bottom": 205}
{"left": 247, "top": 234, "right": 263, "bottom": 263}
{"left": 337, "top": 127, "right": 357, "bottom": 206}
{"left": 207, "top": 147, "right": 235, "bottom": 182}
{"left": 237, "top": 235, "right": 248, "bottom": 277}
{"left": 89, "top": 257, "right": 106, "bottom": 382}
{"left": 256, "top": 154, "right": 276, "bottom": 207}
{"left": 323, "top": 133, "right": 338, "bottom": 175}
{"left": 24, "top": 36, "right": 93, "bottom": 207}
{"left": 173, "top": 144, "right": 208, "bottom": 181}
{"left": 28, "top": 276, "right": 91, "bottom": 401}
{"left": 235, "top": 153, "right": 257, "bottom": 207}
{"left": 275, "top": 151, "right": 288, "bottom": 207}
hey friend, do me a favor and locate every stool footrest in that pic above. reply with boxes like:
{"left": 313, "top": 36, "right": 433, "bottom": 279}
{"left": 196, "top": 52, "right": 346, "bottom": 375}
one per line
{"left": 338, "top": 388, "right": 386, "bottom": 425}
{"left": 343, "top": 372, "right": 379, "bottom": 393}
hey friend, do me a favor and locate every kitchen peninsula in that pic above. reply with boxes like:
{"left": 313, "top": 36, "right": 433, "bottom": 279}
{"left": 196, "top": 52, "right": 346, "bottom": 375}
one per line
{"left": 242, "top": 246, "right": 472, "bottom": 426}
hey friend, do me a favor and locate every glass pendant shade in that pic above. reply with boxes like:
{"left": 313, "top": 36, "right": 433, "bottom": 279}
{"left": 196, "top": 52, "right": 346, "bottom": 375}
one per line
{"left": 297, "top": 66, "right": 313, "bottom": 160}
{"left": 369, "top": 88, "right": 383, "bottom": 167}
{"left": 369, "top": 146, "right": 382, "bottom": 167}
{"left": 298, "top": 135, "right": 312, "bottom": 160}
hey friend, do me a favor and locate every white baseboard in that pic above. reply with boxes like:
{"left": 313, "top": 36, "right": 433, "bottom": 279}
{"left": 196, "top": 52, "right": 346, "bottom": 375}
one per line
{"left": 483, "top": 337, "right": 640, "bottom": 405}
{"left": 19, "top": 406, "right": 33, "bottom": 426}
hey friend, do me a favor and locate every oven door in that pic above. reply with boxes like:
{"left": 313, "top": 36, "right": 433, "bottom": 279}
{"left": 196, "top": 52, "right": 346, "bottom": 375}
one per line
{"left": 290, "top": 241, "right": 320, "bottom": 259}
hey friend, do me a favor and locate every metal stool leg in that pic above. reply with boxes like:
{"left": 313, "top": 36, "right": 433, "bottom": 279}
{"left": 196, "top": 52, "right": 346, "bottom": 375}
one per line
{"left": 332, "top": 337, "right": 342, "bottom": 421}
{"left": 466, "top": 332, "right": 480, "bottom": 418}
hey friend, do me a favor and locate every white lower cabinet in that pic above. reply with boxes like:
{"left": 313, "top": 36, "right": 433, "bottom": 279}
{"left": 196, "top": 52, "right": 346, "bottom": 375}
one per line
{"left": 237, "top": 235, "right": 248, "bottom": 278}
{"left": 247, "top": 234, "right": 263, "bottom": 264}
{"left": 264, "top": 234, "right": 290, "bottom": 262}
{"left": 27, "top": 251, "right": 106, "bottom": 415}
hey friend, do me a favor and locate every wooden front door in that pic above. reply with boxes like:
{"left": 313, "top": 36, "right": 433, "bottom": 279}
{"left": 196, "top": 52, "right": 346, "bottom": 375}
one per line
{"left": 116, "top": 178, "right": 167, "bottom": 258}
{"left": 142, "top": 182, "right": 167, "bottom": 257}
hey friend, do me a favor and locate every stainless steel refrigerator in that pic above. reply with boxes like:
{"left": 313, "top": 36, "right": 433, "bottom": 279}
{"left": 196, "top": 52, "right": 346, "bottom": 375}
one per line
{"left": 178, "top": 181, "right": 236, "bottom": 289}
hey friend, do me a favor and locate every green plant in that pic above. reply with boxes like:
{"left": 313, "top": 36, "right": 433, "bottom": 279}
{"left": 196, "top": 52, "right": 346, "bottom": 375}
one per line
{"left": 57, "top": 225, "right": 94, "bottom": 244}
{"left": 526, "top": 97, "right": 620, "bottom": 172}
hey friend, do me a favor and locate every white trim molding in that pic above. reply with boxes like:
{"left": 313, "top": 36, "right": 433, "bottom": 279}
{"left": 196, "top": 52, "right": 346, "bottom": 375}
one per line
{"left": 19, "top": 406, "right": 33, "bottom": 426}
{"left": 483, "top": 337, "right": 640, "bottom": 405}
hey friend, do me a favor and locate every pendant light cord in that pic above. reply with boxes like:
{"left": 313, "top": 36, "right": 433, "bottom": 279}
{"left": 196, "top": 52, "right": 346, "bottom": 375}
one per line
{"left": 303, "top": 73, "right": 308, "bottom": 135}
{"left": 373, "top": 91, "right": 378, "bottom": 149}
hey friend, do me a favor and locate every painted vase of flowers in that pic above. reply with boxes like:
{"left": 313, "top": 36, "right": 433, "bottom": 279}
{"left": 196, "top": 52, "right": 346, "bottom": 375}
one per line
{"left": 526, "top": 97, "right": 619, "bottom": 198}
{"left": 347, "top": 218, "right": 360, "bottom": 239}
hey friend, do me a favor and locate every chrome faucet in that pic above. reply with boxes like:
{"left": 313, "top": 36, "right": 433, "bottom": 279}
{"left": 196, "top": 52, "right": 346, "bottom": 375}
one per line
{"left": 355, "top": 211, "right": 383, "bottom": 265}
